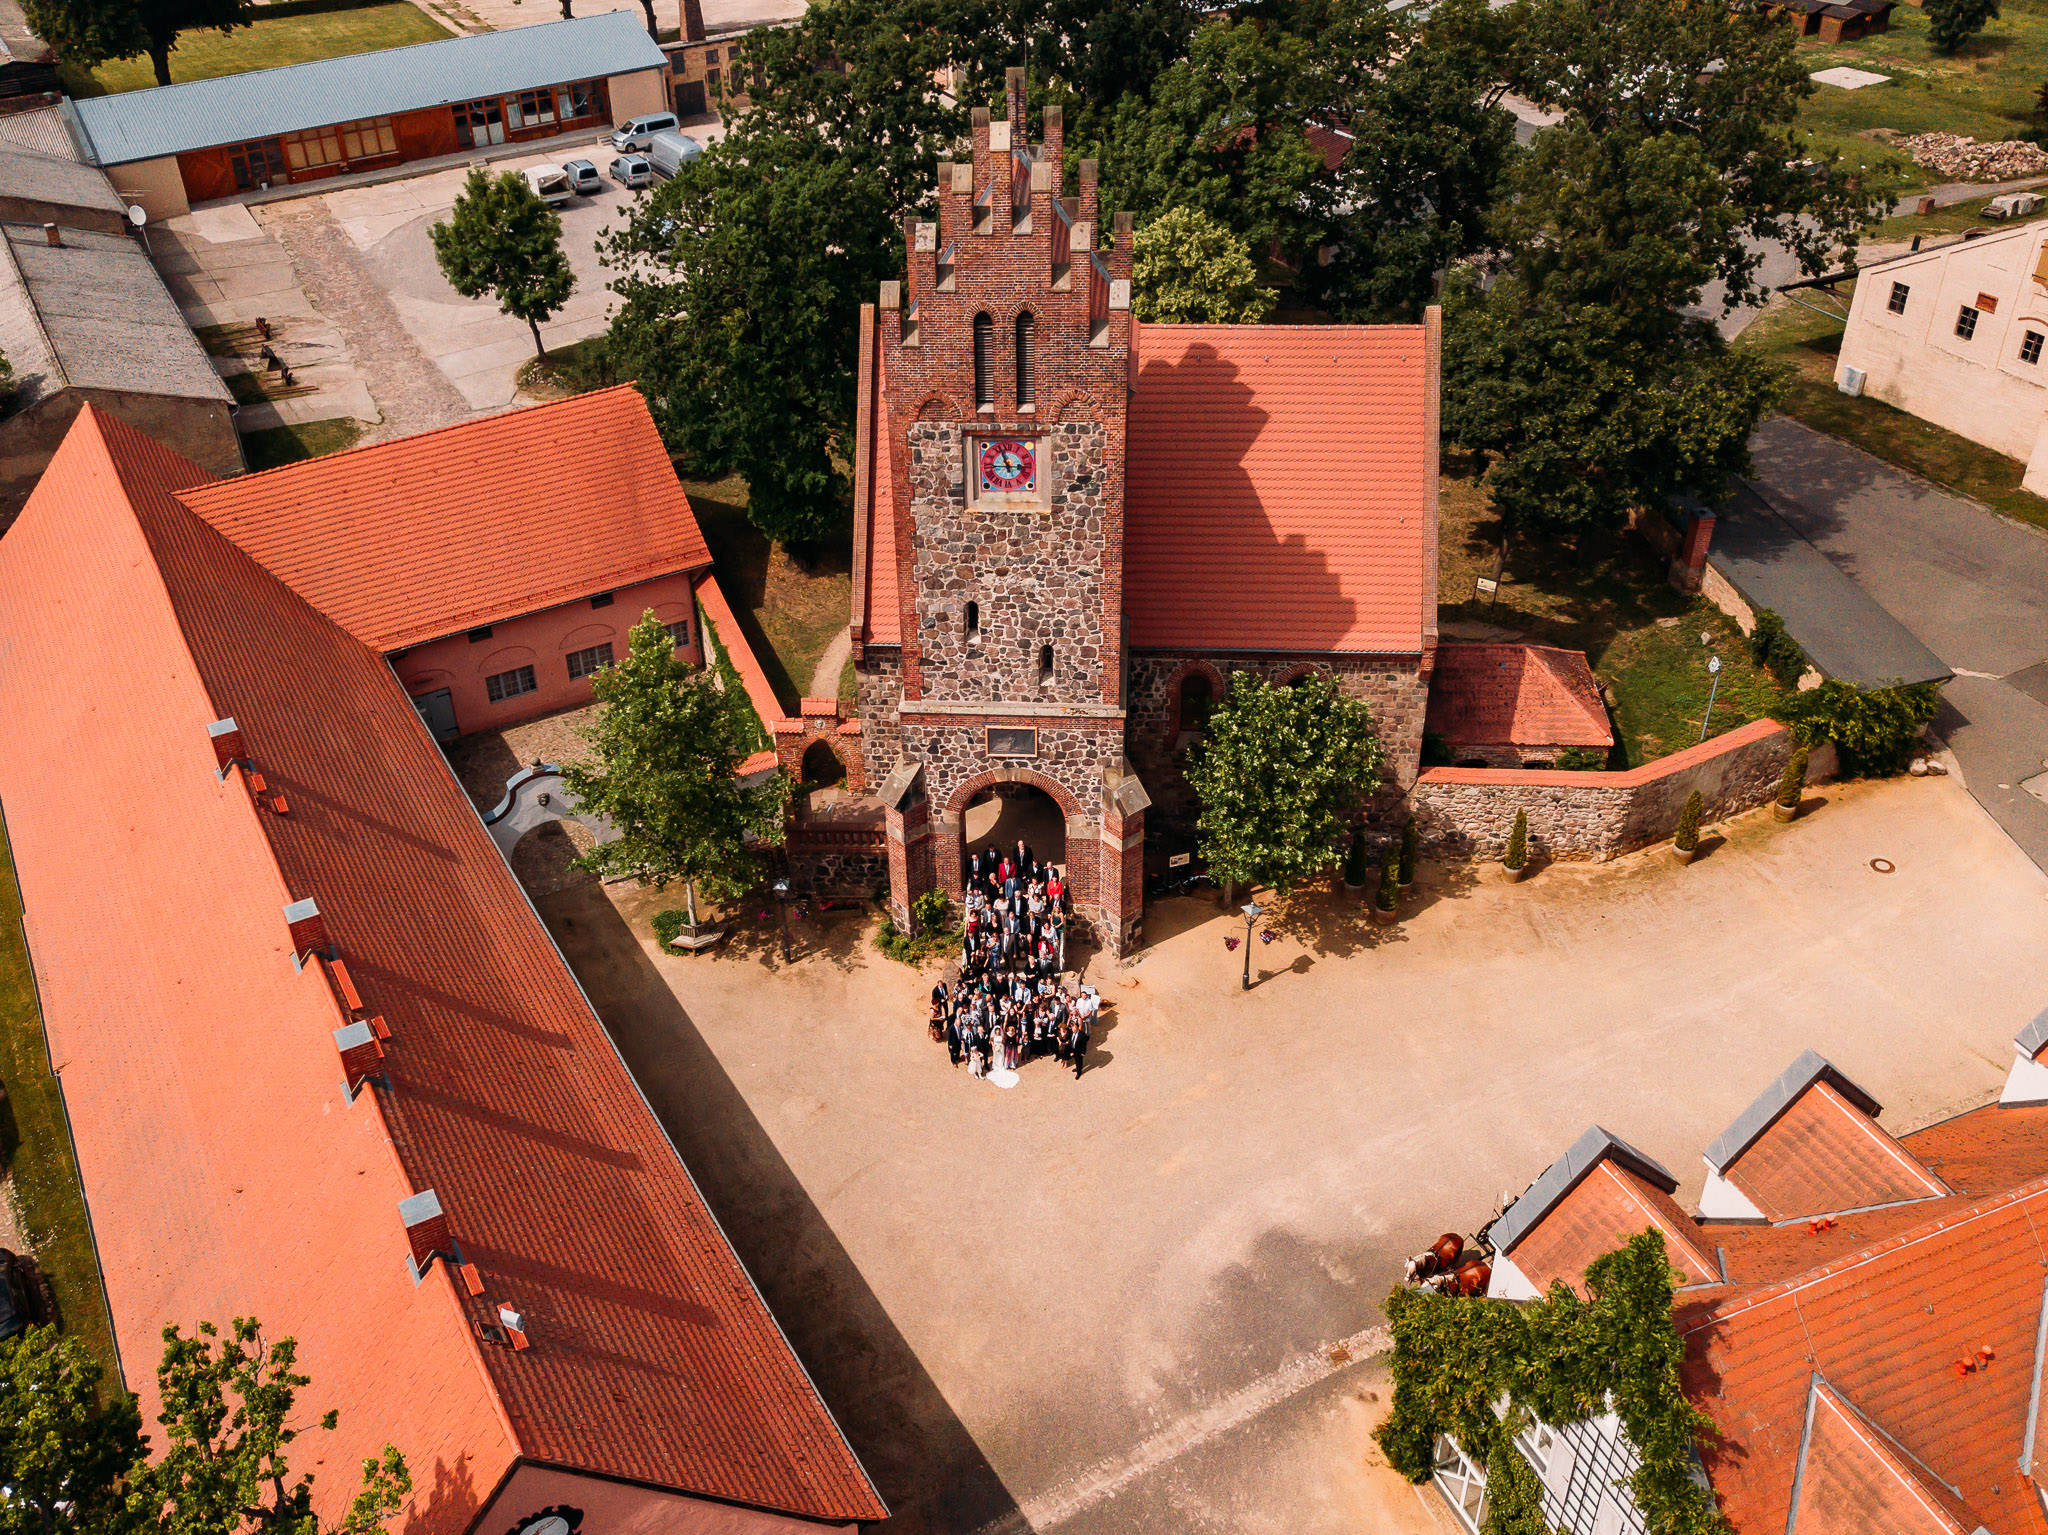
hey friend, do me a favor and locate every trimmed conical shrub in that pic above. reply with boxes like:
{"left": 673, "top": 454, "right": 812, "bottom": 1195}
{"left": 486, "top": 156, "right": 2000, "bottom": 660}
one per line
{"left": 1675, "top": 789, "right": 1704, "bottom": 853}
{"left": 1777, "top": 745, "right": 1809, "bottom": 808}
{"left": 1503, "top": 808, "right": 1528, "bottom": 871}
{"left": 1398, "top": 815, "right": 1419, "bottom": 885}
{"left": 1376, "top": 857, "right": 1399, "bottom": 912}
{"left": 1344, "top": 827, "right": 1371, "bottom": 886}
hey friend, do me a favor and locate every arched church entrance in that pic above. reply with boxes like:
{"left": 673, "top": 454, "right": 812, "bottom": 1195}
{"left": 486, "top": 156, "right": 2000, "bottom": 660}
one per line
{"left": 960, "top": 780, "right": 1067, "bottom": 877}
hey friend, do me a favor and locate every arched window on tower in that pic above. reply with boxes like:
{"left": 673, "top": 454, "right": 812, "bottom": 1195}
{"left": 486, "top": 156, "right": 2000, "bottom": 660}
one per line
{"left": 973, "top": 313, "right": 994, "bottom": 411}
{"left": 1015, "top": 311, "right": 1036, "bottom": 409}
{"left": 1039, "top": 644, "right": 1054, "bottom": 684}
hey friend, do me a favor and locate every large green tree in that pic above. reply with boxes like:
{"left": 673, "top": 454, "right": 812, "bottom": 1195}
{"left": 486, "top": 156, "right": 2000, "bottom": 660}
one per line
{"left": 141, "top": 1319, "right": 410, "bottom": 1535}
{"left": 1131, "top": 204, "right": 1275, "bottom": 322}
{"left": 562, "top": 611, "right": 791, "bottom": 930}
{"left": 1438, "top": 0, "right": 1884, "bottom": 533}
{"left": 1927, "top": 0, "right": 1999, "bottom": 53}
{"left": 1185, "top": 672, "right": 1384, "bottom": 895}
{"left": 603, "top": 132, "right": 897, "bottom": 548}
{"left": 430, "top": 169, "right": 575, "bottom": 361}
{"left": 0, "top": 1328, "right": 144, "bottom": 1535}
{"left": 22, "top": 0, "right": 251, "bottom": 88}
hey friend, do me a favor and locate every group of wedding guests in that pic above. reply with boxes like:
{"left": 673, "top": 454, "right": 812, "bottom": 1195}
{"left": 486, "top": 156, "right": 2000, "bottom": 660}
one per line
{"left": 925, "top": 840, "right": 1100, "bottom": 1080}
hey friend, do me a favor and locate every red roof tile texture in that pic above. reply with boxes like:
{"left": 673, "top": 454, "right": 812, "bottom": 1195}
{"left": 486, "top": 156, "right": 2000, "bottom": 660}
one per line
{"left": 1500, "top": 1082, "right": 2048, "bottom": 1535}
{"left": 862, "top": 385, "right": 901, "bottom": 646}
{"left": 1124, "top": 323, "right": 1434, "bottom": 654}
{"left": 1789, "top": 1380, "right": 1973, "bottom": 1535}
{"left": 1424, "top": 643, "right": 1614, "bottom": 749}
{"left": 1505, "top": 1159, "right": 1722, "bottom": 1295}
{"left": 1723, "top": 1081, "right": 1948, "bottom": 1223}
{"left": 0, "top": 409, "right": 883, "bottom": 1528}
{"left": 175, "top": 387, "right": 712, "bottom": 653}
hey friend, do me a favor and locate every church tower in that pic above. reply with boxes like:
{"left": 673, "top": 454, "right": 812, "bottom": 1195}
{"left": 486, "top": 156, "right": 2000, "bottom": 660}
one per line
{"left": 849, "top": 69, "right": 1150, "bottom": 954}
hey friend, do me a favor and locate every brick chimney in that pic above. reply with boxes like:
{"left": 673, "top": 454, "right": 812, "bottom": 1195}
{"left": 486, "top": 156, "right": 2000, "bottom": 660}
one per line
{"left": 679, "top": 0, "right": 704, "bottom": 41}
{"left": 208, "top": 716, "right": 245, "bottom": 775}
{"left": 42, "top": 222, "right": 59, "bottom": 247}
{"left": 399, "top": 1189, "right": 458, "bottom": 1282}
{"left": 281, "top": 897, "right": 330, "bottom": 966}
{"left": 332, "top": 1020, "right": 386, "bottom": 1100}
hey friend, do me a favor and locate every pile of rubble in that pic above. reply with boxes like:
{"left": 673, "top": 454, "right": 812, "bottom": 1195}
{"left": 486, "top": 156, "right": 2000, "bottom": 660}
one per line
{"left": 1898, "top": 131, "right": 2048, "bottom": 182}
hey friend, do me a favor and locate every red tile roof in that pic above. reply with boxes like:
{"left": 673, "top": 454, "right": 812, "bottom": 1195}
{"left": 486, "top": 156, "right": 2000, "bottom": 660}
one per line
{"left": 1788, "top": 1379, "right": 1974, "bottom": 1535}
{"left": 1490, "top": 1060, "right": 2048, "bottom": 1535}
{"left": 1424, "top": 643, "right": 1613, "bottom": 749}
{"left": 175, "top": 387, "right": 712, "bottom": 653}
{"left": 1722, "top": 1081, "right": 1947, "bottom": 1223}
{"left": 1124, "top": 323, "right": 1435, "bottom": 654}
{"left": 1504, "top": 1159, "right": 1721, "bottom": 1294}
{"left": 0, "top": 408, "right": 883, "bottom": 1528}
{"left": 860, "top": 380, "right": 900, "bottom": 646}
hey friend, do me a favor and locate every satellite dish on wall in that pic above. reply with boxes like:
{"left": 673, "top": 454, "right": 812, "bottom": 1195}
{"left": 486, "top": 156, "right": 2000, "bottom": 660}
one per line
{"left": 128, "top": 204, "right": 146, "bottom": 226}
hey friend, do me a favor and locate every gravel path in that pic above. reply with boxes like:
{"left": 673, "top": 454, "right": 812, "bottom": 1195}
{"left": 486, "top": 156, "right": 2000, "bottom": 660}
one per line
{"left": 808, "top": 627, "right": 852, "bottom": 702}
{"left": 253, "top": 199, "right": 473, "bottom": 443}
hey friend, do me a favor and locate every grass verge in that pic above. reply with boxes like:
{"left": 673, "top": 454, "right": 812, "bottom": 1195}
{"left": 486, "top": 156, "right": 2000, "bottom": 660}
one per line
{"left": 689, "top": 474, "right": 853, "bottom": 715}
{"left": 0, "top": 820, "right": 118, "bottom": 1378}
{"left": 1738, "top": 289, "right": 2048, "bottom": 530}
{"left": 1437, "top": 462, "right": 1785, "bottom": 766}
{"left": 1794, "top": 0, "right": 2048, "bottom": 189}
{"left": 239, "top": 417, "right": 364, "bottom": 472}
{"left": 515, "top": 335, "right": 619, "bottom": 401}
{"left": 72, "top": 4, "right": 449, "bottom": 95}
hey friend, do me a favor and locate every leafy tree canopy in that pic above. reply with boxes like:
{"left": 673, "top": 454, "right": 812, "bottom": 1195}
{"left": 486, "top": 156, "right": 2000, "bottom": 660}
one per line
{"left": 1927, "top": 0, "right": 1999, "bottom": 55}
{"left": 430, "top": 169, "right": 575, "bottom": 360}
{"left": 604, "top": 130, "right": 896, "bottom": 548}
{"left": 1442, "top": 277, "right": 1782, "bottom": 533}
{"left": 0, "top": 1327, "right": 143, "bottom": 1535}
{"left": 561, "top": 611, "right": 792, "bottom": 923}
{"left": 1131, "top": 204, "right": 1275, "bottom": 322}
{"left": 1185, "top": 672, "right": 1384, "bottom": 894}
{"left": 22, "top": 0, "right": 250, "bottom": 87}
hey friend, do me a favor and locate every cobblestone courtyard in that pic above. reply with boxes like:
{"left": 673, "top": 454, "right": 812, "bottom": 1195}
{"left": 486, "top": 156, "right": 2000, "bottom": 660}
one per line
{"left": 517, "top": 774, "right": 2048, "bottom": 1533}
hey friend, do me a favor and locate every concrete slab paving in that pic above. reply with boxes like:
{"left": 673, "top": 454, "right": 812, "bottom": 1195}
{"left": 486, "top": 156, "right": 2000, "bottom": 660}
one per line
{"left": 526, "top": 774, "right": 2048, "bottom": 1533}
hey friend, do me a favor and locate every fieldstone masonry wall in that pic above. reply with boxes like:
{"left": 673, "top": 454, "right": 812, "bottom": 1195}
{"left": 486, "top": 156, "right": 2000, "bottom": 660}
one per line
{"left": 1413, "top": 718, "right": 1798, "bottom": 863}
{"left": 1127, "top": 650, "right": 1431, "bottom": 833}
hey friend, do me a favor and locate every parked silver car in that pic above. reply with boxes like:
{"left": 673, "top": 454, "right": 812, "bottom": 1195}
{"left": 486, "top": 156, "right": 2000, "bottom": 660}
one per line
{"left": 609, "top": 153, "right": 654, "bottom": 190}
{"left": 560, "top": 158, "right": 603, "bottom": 196}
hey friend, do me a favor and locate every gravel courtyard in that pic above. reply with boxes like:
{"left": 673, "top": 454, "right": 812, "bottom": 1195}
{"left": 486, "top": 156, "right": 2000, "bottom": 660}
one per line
{"left": 521, "top": 775, "right": 2048, "bottom": 1533}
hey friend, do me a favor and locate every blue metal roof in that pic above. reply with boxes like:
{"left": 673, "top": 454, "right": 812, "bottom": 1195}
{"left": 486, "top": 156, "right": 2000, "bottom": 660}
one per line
{"left": 72, "top": 12, "right": 665, "bottom": 166}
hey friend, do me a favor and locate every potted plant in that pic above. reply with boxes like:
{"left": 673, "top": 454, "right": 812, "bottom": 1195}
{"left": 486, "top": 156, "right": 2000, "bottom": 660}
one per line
{"left": 1343, "top": 827, "right": 1371, "bottom": 897}
{"left": 1372, "top": 858, "right": 1400, "bottom": 925}
{"left": 1672, "top": 789, "right": 1704, "bottom": 864}
{"left": 1773, "top": 745, "right": 1809, "bottom": 822}
{"left": 1398, "top": 815, "right": 1419, "bottom": 888}
{"left": 1501, "top": 808, "right": 1529, "bottom": 883}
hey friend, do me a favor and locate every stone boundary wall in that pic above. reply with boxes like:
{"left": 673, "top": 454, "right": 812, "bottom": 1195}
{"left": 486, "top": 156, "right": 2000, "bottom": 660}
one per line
{"left": 1413, "top": 718, "right": 1800, "bottom": 863}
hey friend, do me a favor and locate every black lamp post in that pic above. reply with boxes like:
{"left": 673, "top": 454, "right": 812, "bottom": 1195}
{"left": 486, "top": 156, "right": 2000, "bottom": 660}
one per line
{"left": 1240, "top": 900, "right": 1262, "bottom": 991}
{"left": 772, "top": 877, "right": 793, "bottom": 962}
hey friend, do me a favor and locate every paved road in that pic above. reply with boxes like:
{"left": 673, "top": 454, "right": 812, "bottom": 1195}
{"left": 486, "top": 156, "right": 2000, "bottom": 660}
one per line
{"left": 1746, "top": 414, "right": 2048, "bottom": 868}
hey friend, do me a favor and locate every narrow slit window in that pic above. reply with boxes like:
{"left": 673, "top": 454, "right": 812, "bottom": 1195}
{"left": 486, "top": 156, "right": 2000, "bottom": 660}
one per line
{"left": 1015, "top": 311, "right": 1036, "bottom": 407}
{"left": 973, "top": 313, "right": 994, "bottom": 409}
{"left": 1038, "top": 644, "right": 1053, "bottom": 682}
{"left": 965, "top": 600, "right": 980, "bottom": 639}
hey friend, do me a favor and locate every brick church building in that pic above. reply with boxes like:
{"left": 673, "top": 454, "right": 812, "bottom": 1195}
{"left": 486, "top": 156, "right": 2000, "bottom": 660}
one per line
{"left": 848, "top": 72, "right": 1441, "bottom": 955}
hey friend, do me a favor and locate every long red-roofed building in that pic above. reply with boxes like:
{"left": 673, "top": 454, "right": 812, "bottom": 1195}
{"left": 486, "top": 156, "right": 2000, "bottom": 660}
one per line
{"left": 0, "top": 403, "right": 885, "bottom": 1534}
{"left": 1434, "top": 1045, "right": 2048, "bottom": 1535}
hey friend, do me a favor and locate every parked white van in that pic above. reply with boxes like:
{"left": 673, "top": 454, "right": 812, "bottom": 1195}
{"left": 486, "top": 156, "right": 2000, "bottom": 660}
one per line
{"left": 610, "top": 111, "right": 680, "bottom": 151}
{"left": 646, "top": 130, "right": 703, "bottom": 179}
{"left": 522, "top": 165, "right": 573, "bottom": 207}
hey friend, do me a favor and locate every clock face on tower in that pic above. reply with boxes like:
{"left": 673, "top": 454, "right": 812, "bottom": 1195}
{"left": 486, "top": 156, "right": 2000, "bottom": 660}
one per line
{"left": 977, "top": 437, "right": 1037, "bottom": 496}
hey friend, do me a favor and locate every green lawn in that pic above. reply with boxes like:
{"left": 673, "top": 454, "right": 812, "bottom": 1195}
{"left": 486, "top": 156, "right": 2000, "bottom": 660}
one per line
{"left": 1795, "top": 0, "right": 2048, "bottom": 192}
{"left": 1738, "top": 289, "right": 2048, "bottom": 530}
{"left": 239, "top": 417, "right": 365, "bottom": 472}
{"left": 1438, "top": 464, "right": 1786, "bottom": 766}
{"left": 70, "top": 4, "right": 450, "bottom": 96}
{"left": 0, "top": 821, "right": 118, "bottom": 1379}
{"left": 689, "top": 475, "right": 854, "bottom": 715}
